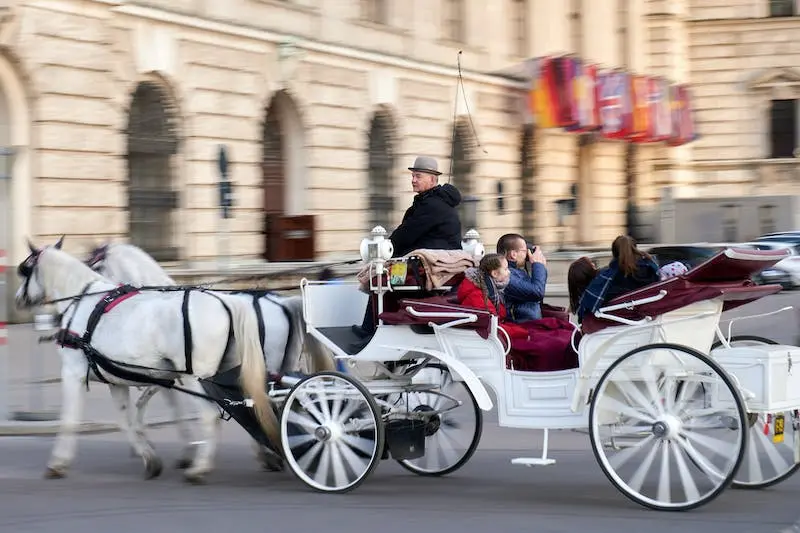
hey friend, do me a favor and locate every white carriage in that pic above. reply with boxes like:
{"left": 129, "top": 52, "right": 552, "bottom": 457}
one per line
{"left": 274, "top": 227, "right": 800, "bottom": 511}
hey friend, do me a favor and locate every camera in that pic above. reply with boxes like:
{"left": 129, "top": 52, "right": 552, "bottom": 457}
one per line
{"left": 527, "top": 245, "right": 537, "bottom": 254}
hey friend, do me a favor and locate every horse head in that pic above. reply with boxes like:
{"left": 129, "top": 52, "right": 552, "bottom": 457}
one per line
{"left": 15, "top": 235, "right": 102, "bottom": 309}
{"left": 85, "top": 241, "right": 111, "bottom": 273}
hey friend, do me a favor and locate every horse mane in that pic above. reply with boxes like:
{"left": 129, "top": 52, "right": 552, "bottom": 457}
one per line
{"left": 39, "top": 247, "right": 107, "bottom": 299}
{"left": 104, "top": 243, "right": 175, "bottom": 286}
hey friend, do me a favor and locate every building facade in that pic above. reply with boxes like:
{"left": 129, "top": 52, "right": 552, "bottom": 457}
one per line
{"left": 1, "top": 0, "right": 698, "bottom": 288}
{"left": 685, "top": 0, "right": 800, "bottom": 206}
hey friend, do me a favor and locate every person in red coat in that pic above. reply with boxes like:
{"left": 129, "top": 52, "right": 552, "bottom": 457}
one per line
{"left": 457, "top": 253, "right": 578, "bottom": 371}
{"left": 456, "top": 253, "right": 529, "bottom": 339}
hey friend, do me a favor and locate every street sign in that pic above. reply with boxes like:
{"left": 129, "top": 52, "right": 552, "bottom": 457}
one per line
{"left": 217, "top": 144, "right": 234, "bottom": 219}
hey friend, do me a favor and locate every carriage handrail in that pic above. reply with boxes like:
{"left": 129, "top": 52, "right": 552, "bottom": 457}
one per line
{"left": 497, "top": 324, "right": 512, "bottom": 356}
{"left": 404, "top": 306, "right": 478, "bottom": 330}
{"left": 591, "top": 290, "right": 668, "bottom": 326}
{"left": 595, "top": 290, "right": 668, "bottom": 314}
{"left": 719, "top": 305, "right": 794, "bottom": 348}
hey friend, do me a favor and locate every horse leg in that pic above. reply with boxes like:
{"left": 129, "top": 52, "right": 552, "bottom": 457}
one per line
{"left": 133, "top": 385, "right": 159, "bottom": 455}
{"left": 160, "top": 384, "right": 198, "bottom": 469}
{"left": 182, "top": 380, "right": 221, "bottom": 484}
{"left": 108, "top": 384, "right": 162, "bottom": 480}
{"left": 46, "top": 354, "right": 87, "bottom": 479}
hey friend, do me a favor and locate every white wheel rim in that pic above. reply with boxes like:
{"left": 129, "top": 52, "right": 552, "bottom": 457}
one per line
{"left": 395, "top": 367, "right": 478, "bottom": 473}
{"left": 282, "top": 375, "right": 379, "bottom": 492}
{"left": 591, "top": 347, "right": 745, "bottom": 509}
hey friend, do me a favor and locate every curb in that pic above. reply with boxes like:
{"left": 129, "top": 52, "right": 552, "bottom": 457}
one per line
{"left": 0, "top": 416, "right": 198, "bottom": 437}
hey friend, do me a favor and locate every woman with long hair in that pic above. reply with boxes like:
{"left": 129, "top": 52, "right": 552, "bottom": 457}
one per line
{"left": 576, "top": 235, "right": 660, "bottom": 322}
{"left": 567, "top": 256, "right": 598, "bottom": 316}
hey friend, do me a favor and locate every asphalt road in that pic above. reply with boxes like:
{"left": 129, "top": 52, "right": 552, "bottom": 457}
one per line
{"left": 2, "top": 291, "right": 800, "bottom": 532}
{"left": 2, "top": 419, "right": 800, "bottom": 533}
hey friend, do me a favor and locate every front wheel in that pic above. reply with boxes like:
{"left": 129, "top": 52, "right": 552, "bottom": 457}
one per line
{"left": 280, "top": 371, "right": 384, "bottom": 493}
{"left": 711, "top": 335, "right": 800, "bottom": 489}
{"left": 589, "top": 343, "right": 747, "bottom": 511}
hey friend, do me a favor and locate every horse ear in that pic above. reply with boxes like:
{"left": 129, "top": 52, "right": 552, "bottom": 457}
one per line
{"left": 27, "top": 238, "right": 38, "bottom": 254}
{"left": 54, "top": 235, "right": 64, "bottom": 249}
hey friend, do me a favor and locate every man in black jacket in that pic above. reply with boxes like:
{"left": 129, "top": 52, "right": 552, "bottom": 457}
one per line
{"left": 389, "top": 156, "right": 462, "bottom": 256}
{"left": 352, "top": 156, "right": 463, "bottom": 343}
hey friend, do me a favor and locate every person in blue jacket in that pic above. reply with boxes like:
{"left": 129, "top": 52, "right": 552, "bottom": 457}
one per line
{"left": 496, "top": 233, "right": 548, "bottom": 322}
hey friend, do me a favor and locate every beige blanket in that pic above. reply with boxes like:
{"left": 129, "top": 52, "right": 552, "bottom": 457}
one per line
{"left": 356, "top": 249, "right": 478, "bottom": 292}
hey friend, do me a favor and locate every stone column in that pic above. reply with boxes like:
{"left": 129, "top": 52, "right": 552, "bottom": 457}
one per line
{"left": 529, "top": 0, "right": 575, "bottom": 250}
{"left": 647, "top": 0, "right": 693, "bottom": 196}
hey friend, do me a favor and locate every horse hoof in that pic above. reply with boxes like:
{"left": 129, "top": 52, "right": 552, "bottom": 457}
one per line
{"left": 183, "top": 472, "right": 207, "bottom": 485}
{"left": 175, "top": 458, "right": 193, "bottom": 470}
{"left": 44, "top": 467, "right": 66, "bottom": 479}
{"left": 144, "top": 457, "right": 163, "bottom": 480}
{"left": 261, "top": 456, "right": 284, "bottom": 472}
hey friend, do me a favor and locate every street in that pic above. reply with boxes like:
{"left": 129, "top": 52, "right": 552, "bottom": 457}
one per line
{"left": 1, "top": 290, "right": 800, "bottom": 532}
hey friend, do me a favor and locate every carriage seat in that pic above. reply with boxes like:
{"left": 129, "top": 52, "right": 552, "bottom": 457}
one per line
{"left": 358, "top": 250, "right": 476, "bottom": 293}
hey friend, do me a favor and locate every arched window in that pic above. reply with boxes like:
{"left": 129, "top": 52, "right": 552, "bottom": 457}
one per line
{"left": 450, "top": 119, "right": 475, "bottom": 230}
{"left": 367, "top": 110, "right": 395, "bottom": 230}
{"left": 126, "top": 81, "right": 179, "bottom": 262}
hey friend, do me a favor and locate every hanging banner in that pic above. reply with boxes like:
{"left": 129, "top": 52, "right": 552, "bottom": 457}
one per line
{"left": 565, "top": 58, "right": 600, "bottom": 133}
{"left": 668, "top": 84, "right": 698, "bottom": 146}
{"left": 627, "top": 75, "right": 651, "bottom": 142}
{"left": 554, "top": 55, "right": 578, "bottom": 129}
{"left": 530, "top": 57, "right": 557, "bottom": 128}
{"left": 598, "top": 69, "right": 631, "bottom": 140}
{"left": 648, "top": 77, "right": 673, "bottom": 143}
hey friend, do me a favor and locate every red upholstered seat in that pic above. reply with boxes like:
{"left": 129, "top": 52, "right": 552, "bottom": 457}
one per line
{"left": 379, "top": 297, "right": 495, "bottom": 338}
{"left": 580, "top": 247, "right": 787, "bottom": 335}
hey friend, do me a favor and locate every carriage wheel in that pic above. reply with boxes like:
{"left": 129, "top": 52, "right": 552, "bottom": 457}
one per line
{"left": 589, "top": 343, "right": 747, "bottom": 511}
{"left": 711, "top": 335, "right": 800, "bottom": 489}
{"left": 280, "top": 371, "right": 384, "bottom": 493}
{"left": 392, "top": 363, "right": 483, "bottom": 477}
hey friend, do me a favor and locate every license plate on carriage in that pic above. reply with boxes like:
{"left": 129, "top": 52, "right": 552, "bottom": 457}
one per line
{"left": 774, "top": 414, "right": 785, "bottom": 443}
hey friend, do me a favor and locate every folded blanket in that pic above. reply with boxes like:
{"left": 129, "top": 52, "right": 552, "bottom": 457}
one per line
{"left": 410, "top": 248, "right": 478, "bottom": 290}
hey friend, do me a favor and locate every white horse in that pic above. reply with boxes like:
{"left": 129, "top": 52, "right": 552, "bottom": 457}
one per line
{"left": 84, "top": 241, "right": 336, "bottom": 470}
{"left": 15, "top": 237, "right": 280, "bottom": 484}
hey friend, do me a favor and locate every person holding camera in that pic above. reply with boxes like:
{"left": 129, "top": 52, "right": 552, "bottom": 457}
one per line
{"left": 496, "top": 233, "right": 548, "bottom": 322}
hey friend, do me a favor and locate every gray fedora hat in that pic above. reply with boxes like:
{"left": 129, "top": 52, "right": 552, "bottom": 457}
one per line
{"left": 408, "top": 156, "right": 442, "bottom": 176}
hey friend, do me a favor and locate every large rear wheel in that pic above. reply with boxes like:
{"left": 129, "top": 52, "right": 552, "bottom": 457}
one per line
{"left": 589, "top": 343, "right": 747, "bottom": 511}
{"left": 711, "top": 335, "right": 800, "bottom": 489}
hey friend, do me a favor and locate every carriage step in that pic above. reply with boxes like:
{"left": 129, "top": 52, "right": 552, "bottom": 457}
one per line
{"left": 511, "top": 457, "right": 556, "bottom": 467}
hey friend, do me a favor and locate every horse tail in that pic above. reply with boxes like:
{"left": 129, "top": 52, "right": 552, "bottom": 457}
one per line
{"left": 282, "top": 295, "right": 336, "bottom": 373}
{"left": 219, "top": 294, "right": 281, "bottom": 451}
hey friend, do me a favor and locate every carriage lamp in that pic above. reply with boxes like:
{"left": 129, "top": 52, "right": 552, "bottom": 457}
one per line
{"left": 359, "top": 225, "right": 394, "bottom": 265}
{"left": 461, "top": 228, "right": 485, "bottom": 259}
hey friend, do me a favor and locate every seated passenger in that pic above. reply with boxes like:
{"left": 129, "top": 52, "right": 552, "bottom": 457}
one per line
{"left": 658, "top": 261, "right": 689, "bottom": 280}
{"left": 567, "top": 256, "right": 598, "bottom": 319}
{"left": 456, "top": 253, "right": 528, "bottom": 339}
{"left": 496, "top": 233, "right": 548, "bottom": 322}
{"left": 576, "top": 235, "right": 660, "bottom": 323}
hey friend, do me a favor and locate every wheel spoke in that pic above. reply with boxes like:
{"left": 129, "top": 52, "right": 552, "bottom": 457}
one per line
{"left": 626, "top": 436, "right": 661, "bottom": 492}
{"left": 657, "top": 441, "right": 671, "bottom": 504}
{"left": 598, "top": 395, "right": 656, "bottom": 426}
{"left": 609, "top": 435, "right": 655, "bottom": 470}
{"left": 671, "top": 439, "right": 700, "bottom": 503}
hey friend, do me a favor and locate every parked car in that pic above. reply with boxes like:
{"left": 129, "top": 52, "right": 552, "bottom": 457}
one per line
{"left": 736, "top": 241, "right": 800, "bottom": 288}
{"left": 645, "top": 243, "right": 794, "bottom": 289}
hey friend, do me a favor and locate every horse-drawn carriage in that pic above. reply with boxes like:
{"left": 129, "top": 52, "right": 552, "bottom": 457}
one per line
{"left": 13, "top": 230, "right": 800, "bottom": 512}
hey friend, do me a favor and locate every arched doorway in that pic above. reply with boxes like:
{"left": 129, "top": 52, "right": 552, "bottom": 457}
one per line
{"left": 367, "top": 109, "right": 395, "bottom": 230}
{"left": 576, "top": 135, "right": 594, "bottom": 246}
{"left": 261, "top": 90, "right": 311, "bottom": 261}
{"left": 126, "top": 80, "right": 180, "bottom": 261}
{"left": 520, "top": 124, "right": 536, "bottom": 240}
{"left": 451, "top": 119, "right": 476, "bottom": 231}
